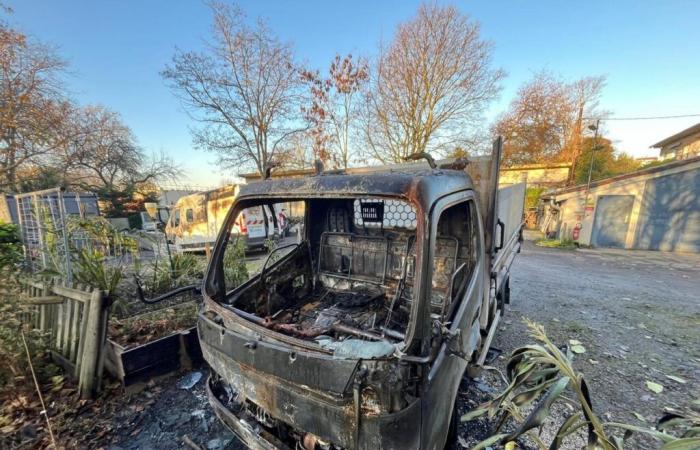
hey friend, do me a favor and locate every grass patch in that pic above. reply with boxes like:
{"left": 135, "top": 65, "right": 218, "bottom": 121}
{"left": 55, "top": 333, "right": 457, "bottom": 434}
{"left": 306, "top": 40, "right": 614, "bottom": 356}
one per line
{"left": 535, "top": 238, "right": 578, "bottom": 250}
{"left": 564, "top": 319, "right": 591, "bottom": 335}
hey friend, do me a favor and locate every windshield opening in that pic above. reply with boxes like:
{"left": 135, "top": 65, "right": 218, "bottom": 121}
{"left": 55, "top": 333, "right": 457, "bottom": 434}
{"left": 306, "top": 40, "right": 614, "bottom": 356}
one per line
{"left": 208, "top": 196, "right": 420, "bottom": 351}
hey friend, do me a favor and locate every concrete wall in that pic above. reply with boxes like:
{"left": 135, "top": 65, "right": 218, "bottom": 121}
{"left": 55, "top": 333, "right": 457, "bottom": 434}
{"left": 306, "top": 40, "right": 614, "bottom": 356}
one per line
{"left": 552, "top": 159, "right": 700, "bottom": 249}
{"left": 499, "top": 165, "right": 571, "bottom": 187}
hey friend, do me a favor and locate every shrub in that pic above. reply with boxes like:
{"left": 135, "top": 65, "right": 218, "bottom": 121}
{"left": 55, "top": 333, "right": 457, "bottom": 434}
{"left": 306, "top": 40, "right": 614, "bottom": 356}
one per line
{"left": 146, "top": 252, "right": 205, "bottom": 295}
{"left": 525, "top": 187, "right": 546, "bottom": 210}
{"left": 224, "top": 237, "right": 248, "bottom": 290}
{"left": 0, "top": 222, "right": 23, "bottom": 271}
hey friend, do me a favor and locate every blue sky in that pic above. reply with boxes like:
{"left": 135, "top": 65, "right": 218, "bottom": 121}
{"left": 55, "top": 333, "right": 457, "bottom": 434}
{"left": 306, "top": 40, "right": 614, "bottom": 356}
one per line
{"left": 8, "top": 1, "right": 700, "bottom": 187}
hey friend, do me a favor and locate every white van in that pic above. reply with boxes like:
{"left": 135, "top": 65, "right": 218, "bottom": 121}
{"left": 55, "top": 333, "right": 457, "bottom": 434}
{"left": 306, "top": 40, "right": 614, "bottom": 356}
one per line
{"left": 165, "top": 185, "right": 286, "bottom": 253}
{"left": 232, "top": 204, "right": 277, "bottom": 251}
{"left": 166, "top": 185, "right": 240, "bottom": 252}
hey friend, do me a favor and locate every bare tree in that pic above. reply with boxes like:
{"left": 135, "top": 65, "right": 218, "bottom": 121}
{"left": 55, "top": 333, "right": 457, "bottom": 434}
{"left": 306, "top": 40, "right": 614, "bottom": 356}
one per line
{"left": 494, "top": 71, "right": 606, "bottom": 168}
{"left": 273, "top": 132, "right": 315, "bottom": 170}
{"left": 299, "top": 68, "right": 332, "bottom": 166}
{"left": 362, "top": 3, "right": 503, "bottom": 163}
{"left": 162, "top": 2, "right": 305, "bottom": 176}
{"left": 0, "top": 26, "right": 72, "bottom": 189}
{"left": 64, "top": 105, "right": 179, "bottom": 215}
{"left": 301, "top": 54, "right": 368, "bottom": 169}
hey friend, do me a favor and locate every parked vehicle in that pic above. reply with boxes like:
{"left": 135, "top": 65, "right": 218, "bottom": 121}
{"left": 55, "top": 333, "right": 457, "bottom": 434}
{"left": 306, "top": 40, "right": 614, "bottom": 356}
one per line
{"left": 231, "top": 203, "right": 288, "bottom": 251}
{"left": 197, "top": 139, "right": 525, "bottom": 449}
{"left": 139, "top": 212, "right": 159, "bottom": 233}
{"left": 165, "top": 184, "right": 290, "bottom": 253}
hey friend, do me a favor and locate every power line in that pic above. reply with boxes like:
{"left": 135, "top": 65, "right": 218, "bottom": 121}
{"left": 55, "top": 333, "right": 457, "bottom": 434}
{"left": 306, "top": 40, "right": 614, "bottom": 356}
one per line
{"left": 585, "top": 113, "right": 700, "bottom": 121}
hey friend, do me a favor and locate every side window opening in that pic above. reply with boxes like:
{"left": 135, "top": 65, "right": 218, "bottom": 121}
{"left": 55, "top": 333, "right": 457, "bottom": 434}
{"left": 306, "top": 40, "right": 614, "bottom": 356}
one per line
{"left": 433, "top": 200, "right": 480, "bottom": 319}
{"left": 172, "top": 209, "right": 180, "bottom": 227}
{"left": 186, "top": 208, "right": 194, "bottom": 223}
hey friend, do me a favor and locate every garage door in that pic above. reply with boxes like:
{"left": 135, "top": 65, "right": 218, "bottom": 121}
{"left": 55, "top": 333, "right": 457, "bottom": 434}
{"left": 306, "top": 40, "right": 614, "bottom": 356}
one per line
{"left": 634, "top": 168, "right": 700, "bottom": 252}
{"left": 591, "top": 195, "right": 635, "bottom": 248}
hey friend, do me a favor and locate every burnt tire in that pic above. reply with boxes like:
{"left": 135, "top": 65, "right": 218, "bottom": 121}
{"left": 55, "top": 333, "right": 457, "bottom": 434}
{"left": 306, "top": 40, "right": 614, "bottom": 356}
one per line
{"left": 504, "top": 277, "right": 511, "bottom": 305}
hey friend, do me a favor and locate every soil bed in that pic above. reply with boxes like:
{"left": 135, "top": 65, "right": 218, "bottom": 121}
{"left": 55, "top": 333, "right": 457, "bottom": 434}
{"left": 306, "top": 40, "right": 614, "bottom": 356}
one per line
{"left": 108, "top": 302, "right": 198, "bottom": 349}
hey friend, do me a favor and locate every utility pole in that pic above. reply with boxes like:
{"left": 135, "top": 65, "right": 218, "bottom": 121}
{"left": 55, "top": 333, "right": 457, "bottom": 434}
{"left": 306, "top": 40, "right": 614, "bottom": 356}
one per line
{"left": 568, "top": 103, "right": 585, "bottom": 185}
{"left": 583, "top": 119, "right": 600, "bottom": 218}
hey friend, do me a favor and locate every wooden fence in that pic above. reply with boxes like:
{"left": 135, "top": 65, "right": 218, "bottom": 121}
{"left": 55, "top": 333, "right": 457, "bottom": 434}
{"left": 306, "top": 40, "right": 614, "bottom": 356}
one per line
{"left": 21, "top": 279, "right": 108, "bottom": 399}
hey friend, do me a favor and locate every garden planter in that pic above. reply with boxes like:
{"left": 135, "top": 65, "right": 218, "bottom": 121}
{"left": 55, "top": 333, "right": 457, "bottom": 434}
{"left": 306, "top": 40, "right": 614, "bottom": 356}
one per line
{"left": 104, "top": 326, "right": 202, "bottom": 387}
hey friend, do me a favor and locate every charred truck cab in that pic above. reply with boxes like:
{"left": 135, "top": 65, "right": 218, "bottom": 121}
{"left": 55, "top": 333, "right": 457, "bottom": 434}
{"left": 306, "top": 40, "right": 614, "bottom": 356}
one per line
{"left": 199, "top": 140, "right": 524, "bottom": 449}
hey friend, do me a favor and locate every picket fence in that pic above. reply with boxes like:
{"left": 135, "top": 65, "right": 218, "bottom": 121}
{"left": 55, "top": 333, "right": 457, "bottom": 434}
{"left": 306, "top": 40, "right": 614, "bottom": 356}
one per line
{"left": 21, "top": 279, "right": 108, "bottom": 399}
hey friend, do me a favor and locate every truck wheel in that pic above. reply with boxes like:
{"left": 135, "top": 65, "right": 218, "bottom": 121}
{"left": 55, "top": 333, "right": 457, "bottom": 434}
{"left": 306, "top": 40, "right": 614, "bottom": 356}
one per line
{"left": 504, "top": 277, "right": 511, "bottom": 305}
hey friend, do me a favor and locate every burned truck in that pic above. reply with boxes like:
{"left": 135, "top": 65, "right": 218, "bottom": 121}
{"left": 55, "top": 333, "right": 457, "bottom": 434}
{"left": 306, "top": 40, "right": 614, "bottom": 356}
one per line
{"left": 198, "top": 141, "right": 524, "bottom": 449}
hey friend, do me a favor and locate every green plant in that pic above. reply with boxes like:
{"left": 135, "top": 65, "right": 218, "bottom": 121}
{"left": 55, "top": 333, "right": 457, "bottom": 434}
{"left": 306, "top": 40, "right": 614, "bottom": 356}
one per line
{"left": 67, "top": 216, "right": 140, "bottom": 303}
{"left": 462, "top": 320, "right": 700, "bottom": 449}
{"left": 0, "top": 222, "right": 23, "bottom": 271}
{"left": 67, "top": 216, "right": 139, "bottom": 257}
{"left": 146, "top": 252, "right": 204, "bottom": 295}
{"left": 224, "top": 237, "right": 249, "bottom": 290}
{"left": 72, "top": 249, "right": 123, "bottom": 298}
{"left": 525, "top": 187, "right": 546, "bottom": 210}
{"left": 535, "top": 238, "right": 577, "bottom": 250}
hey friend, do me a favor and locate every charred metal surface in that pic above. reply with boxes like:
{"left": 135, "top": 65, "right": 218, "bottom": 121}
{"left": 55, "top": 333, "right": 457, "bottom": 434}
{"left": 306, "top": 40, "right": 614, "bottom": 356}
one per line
{"left": 199, "top": 155, "right": 522, "bottom": 449}
{"left": 233, "top": 169, "right": 474, "bottom": 217}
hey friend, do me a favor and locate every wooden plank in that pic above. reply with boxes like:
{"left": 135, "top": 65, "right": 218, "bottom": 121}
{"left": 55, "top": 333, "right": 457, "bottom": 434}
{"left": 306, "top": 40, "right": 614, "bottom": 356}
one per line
{"left": 51, "top": 284, "right": 91, "bottom": 303}
{"left": 75, "top": 300, "right": 88, "bottom": 377}
{"left": 62, "top": 300, "right": 71, "bottom": 355}
{"left": 49, "top": 305, "right": 58, "bottom": 347}
{"left": 26, "top": 296, "right": 63, "bottom": 305}
{"left": 39, "top": 304, "right": 46, "bottom": 330}
{"left": 94, "top": 301, "right": 110, "bottom": 392}
{"left": 55, "top": 301, "right": 65, "bottom": 353}
{"left": 64, "top": 300, "right": 74, "bottom": 357}
{"left": 69, "top": 300, "right": 81, "bottom": 363}
{"left": 79, "top": 289, "right": 104, "bottom": 399}
{"left": 26, "top": 279, "right": 45, "bottom": 290}
{"left": 103, "top": 341, "right": 125, "bottom": 382}
{"left": 50, "top": 350, "right": 77, "bottom": 378}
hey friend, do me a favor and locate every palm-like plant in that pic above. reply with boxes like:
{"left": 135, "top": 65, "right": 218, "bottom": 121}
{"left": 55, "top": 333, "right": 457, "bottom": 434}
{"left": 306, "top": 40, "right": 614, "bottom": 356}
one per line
{"left": 463, "top": 320, "right": 700, "bottom": 450}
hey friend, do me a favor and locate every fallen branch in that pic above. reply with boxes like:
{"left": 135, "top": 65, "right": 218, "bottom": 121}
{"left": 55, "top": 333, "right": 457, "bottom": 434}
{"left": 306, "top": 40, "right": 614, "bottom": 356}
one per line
{"left": 182, "top": 434, "right": 203, "bottom": 450}
{"left": 21, "top": 329, "right": 57, "bottom": 449}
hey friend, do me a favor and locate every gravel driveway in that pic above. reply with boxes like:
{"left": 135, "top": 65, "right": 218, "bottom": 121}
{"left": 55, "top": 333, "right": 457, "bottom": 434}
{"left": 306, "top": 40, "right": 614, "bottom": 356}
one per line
{"left": 456, "top": 236, "right": 700, "bottom": 449}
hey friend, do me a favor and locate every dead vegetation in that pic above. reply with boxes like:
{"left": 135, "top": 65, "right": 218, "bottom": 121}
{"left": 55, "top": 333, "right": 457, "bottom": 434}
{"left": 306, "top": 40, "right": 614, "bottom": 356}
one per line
{"left": 108, "top": 302, "right": 198, "bottom": 349}
{"left": 462, "top": 320, "right": 700, "bottom": 449}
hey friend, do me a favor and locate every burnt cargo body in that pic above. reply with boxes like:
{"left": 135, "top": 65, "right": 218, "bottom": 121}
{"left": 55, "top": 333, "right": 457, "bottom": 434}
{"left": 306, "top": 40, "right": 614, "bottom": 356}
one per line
{"left": 199, "top": 141, "right": 525, "bottom": 449}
